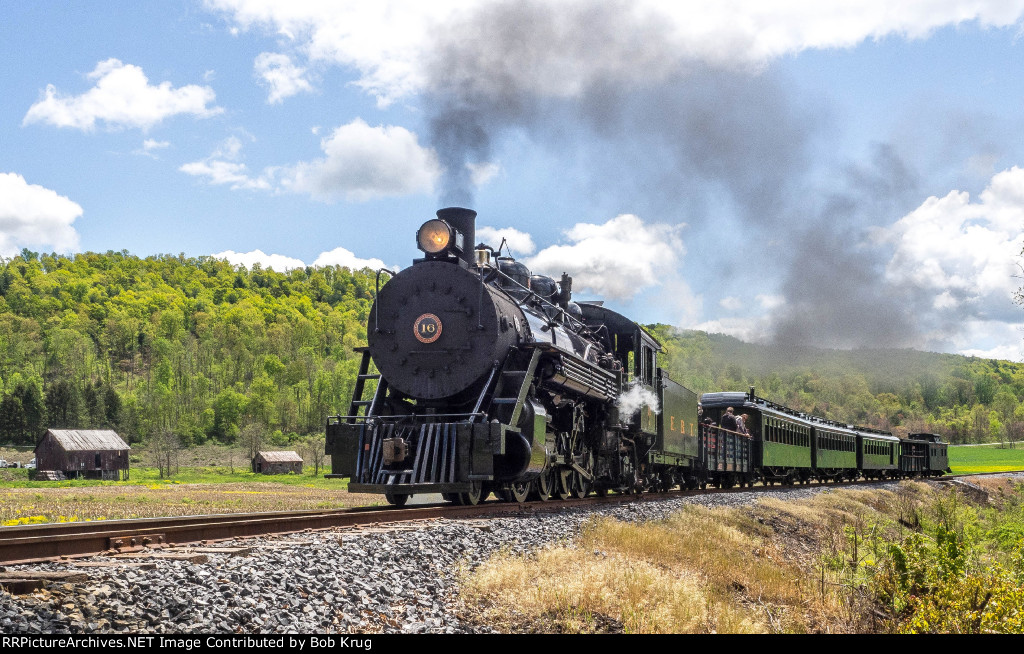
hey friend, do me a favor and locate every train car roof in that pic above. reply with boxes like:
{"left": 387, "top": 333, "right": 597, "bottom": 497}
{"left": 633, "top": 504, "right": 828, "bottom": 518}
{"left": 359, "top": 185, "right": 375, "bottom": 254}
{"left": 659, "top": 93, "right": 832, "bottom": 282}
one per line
{"left": 701, "top": 392, "right": 890, "bottom": 437}
{"left": 700, "top": 391, "right": 754, "bottom": 408}
{"left": 701, "top": 391, "right": 817, "bottom": 426}
{"left": 907, "top": 432, "right": 945, "bottom": 443}
{"left": 579, "top": 302, "right": 661, "bottom": 351}
{"left": 807, "top": 417, "right": 859, "bottom": 436}
{"left": 854, "top": 428, "right": 900, "bottom": 442}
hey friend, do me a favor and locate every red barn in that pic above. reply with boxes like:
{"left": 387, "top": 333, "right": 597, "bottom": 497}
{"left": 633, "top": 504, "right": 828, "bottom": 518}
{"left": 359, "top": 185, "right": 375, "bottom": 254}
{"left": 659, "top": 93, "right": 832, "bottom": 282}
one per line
{"left": 34, "top": 429, "right": 131, "bottom": 481}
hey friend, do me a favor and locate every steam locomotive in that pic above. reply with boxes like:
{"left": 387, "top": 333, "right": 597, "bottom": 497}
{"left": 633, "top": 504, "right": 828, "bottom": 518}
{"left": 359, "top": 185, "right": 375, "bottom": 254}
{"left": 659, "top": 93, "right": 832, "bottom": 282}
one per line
{"left": 325, "top": 208, "right": 948, "bottom": 505}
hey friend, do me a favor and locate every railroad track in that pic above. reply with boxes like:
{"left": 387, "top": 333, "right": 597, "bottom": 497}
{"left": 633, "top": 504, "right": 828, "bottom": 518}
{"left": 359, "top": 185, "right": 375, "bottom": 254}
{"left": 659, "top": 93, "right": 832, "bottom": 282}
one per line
{"left": 0, "top": 471, "right": 1018, "bottom": 565}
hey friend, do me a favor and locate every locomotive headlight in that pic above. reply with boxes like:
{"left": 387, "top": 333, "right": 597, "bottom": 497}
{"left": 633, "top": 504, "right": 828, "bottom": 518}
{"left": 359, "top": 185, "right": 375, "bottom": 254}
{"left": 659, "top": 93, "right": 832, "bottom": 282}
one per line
{"left": 416, "top": 219, "right": 452, "bottom": 255}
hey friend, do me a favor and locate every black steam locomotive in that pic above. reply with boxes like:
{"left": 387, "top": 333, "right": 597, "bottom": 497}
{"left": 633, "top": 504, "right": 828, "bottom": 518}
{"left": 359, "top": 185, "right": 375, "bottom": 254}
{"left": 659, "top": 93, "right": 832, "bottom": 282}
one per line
{"left": 325, "top": 208, "right": 948, "bottom": 505}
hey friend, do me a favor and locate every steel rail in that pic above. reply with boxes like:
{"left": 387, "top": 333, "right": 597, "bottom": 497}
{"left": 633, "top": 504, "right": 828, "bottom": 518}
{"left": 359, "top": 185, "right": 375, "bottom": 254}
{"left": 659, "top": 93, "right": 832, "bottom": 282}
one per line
{"left": 0, "top": 470, "right": 1018, "bottom": 565}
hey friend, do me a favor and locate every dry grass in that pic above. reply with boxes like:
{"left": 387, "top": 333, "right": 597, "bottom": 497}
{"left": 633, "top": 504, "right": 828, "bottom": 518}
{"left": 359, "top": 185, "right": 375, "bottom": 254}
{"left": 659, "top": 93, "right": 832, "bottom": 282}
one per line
{"left": 459, "top": 485, "right": 947, "bottom": 634}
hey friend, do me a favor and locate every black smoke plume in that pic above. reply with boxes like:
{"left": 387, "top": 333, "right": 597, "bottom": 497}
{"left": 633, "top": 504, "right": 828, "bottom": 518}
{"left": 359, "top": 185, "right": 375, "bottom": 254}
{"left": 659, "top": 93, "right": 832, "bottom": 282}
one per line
{"left": 419, "top": 0, "right": 1011, "bottom": 351}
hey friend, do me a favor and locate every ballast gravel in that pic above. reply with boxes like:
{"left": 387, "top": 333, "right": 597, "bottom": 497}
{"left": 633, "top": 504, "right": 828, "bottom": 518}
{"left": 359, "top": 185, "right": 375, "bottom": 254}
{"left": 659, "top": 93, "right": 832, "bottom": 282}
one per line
{"left": 0, "top": 480, "right": 954, "bottom": 634}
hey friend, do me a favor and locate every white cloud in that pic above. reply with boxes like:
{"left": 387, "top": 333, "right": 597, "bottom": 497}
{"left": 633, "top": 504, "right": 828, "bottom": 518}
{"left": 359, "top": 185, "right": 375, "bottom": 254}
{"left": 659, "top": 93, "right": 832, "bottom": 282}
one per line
{"left": 718, "top": 294, "right": 782, "bottom": 314}
{"left": 879, "top": 166, "right": 1024, "bottom": 307}
{"left": 476, "top": 226, "right": 536, "bottom": 256}
{"left": 254, "top": 52, "right": 314, "bottom": 104}
{"left": 180, "top": 160, "right": 273, "bottom": 190}
{"left": 719, "top": 296, "right": 742, "bottom": 311}
{"left": 0, "top": 173, "right": 82, "bottom": 256}
{"left": 212, "top": 246, "right": 392, "bottom": 272}
{"left": 313, "top": 246, "right": 389, "bottom": 271}
{"left": 23, "top": 58, "right": 222, "bottom": 131}
{"left": 180, "top": 122, "right": 438, "bottom": 200}
{"left": 180, "top": 136, "right": 273, "bottom": 190}
{"left": 691, "top": 316, "right": 771, "bottom": 343}
{"left": 467, "top": 161, "right": 501, "bottom": 187}
{"left": 212, "top": 249, "right": 305, "bottom": 271}
{"left": 692, "top": 294, "right": 784, "bottom": 340}
{"left": 205, "top": 1, "right": 1024, "bottom": 104}
{"left": 142, "top": 139, "right": 170, "bottom": 151}
{"left": 133, "top": 138, "right": 172, "bottom": 158}
{"left": 526, "top": 214, "right": 684, "bottom": 300}
{"left": 959, "top": 343, "right": 1024, "bottom": 362}
{"left": 205, "top": 1, "right": 455, "bottom": 105}
{"left": 212, "top": 135, "right": 245, "bottom": 159}
{"left": 952, "top": 320, "right": 1024, "bottom": 362}
{"left": 756, "top": 294, "right": 785, "bottom": 311}
{"left": 281, "top": 119, "right": 439, "bottom": 201}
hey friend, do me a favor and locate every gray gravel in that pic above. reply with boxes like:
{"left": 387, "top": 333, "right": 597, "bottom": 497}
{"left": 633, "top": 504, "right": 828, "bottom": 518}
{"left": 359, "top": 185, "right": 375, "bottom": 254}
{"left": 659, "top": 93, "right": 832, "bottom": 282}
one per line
{"left": 0, "top": 480, "right": 953, "bottom": 634}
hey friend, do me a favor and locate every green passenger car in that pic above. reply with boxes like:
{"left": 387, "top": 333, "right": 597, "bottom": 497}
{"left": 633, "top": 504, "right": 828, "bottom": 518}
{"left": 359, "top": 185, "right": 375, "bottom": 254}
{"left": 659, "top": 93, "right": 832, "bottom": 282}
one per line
{"left": 760, "top": 413, "right": 813, "bottom": 473}
{"left": 700, "top": 391, "right": 812, "bottom": 484}
{"left": 857, "top": 428, "right": 899, "bottom": 479}
{"left": 812, "top": 422, "right": 858, "bottom": 480}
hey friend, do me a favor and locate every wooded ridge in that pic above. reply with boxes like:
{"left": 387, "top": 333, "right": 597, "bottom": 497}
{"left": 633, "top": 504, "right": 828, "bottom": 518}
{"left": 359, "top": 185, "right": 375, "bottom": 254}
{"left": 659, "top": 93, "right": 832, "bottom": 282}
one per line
{"left": 0, "top": 249, "right": 1020, "bottom": 449}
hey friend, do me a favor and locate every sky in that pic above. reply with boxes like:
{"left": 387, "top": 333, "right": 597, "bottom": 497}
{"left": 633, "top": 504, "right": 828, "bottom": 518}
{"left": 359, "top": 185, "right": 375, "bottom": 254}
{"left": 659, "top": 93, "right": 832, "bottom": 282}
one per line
{"left": 3, "top": 1, "right": 1024, "bottom": 361}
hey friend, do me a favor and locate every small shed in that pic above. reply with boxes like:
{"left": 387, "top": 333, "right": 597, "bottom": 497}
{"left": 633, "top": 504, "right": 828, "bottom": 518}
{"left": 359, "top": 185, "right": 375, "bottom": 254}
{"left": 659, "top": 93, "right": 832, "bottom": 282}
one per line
{"left": 254, "top": 451, "right": 303, "bottom": 474}
{"left": 34, "top": 429, "right": 131, "bottom": 481}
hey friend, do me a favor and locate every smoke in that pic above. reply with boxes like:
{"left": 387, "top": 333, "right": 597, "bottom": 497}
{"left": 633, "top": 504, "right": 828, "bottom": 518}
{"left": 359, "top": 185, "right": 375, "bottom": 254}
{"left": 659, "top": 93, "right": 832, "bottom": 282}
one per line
{"left": 416, "top": 1, "right": 1017, "bottom": 352}
{"left": 768, "top": 144, "right": 926, "bottom": 349}
{"left": 617, "top": 381, "right": 661, "bottom": 418}
{"left": 422, "top": 0, "right": 813, "bottom": 219}
{"left": 768, "top": 223, "right": 921, "bottom": 349}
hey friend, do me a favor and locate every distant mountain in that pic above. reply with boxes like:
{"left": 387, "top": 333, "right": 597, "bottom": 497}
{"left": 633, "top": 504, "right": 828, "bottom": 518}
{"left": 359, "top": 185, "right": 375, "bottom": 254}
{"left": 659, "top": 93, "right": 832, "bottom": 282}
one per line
{"left": 648, "top": 326, "right": 1024, "bottom": 443}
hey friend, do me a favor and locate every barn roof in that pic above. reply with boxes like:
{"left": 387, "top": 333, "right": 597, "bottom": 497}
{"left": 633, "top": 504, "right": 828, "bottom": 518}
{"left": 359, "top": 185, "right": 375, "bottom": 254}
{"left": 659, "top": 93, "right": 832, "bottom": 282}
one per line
{"left": 257, "top": 450, "right": 303, "bottom": 463}
{"left": 43, "top": 429, "right": 130, "bottom": 451}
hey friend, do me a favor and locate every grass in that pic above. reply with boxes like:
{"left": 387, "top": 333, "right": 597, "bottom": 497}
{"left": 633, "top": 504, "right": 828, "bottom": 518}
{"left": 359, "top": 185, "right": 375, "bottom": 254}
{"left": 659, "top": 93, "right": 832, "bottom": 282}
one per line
{"left": 0, "top": 441, "right": 382, "bottom": 524}
{"left": 0, "top": 453, "right": 379, "bottom": 524}
{"left": 0, "top": 475, "right": 376, "bottom": 525}
{"left": 460, "top": 496, "right": 873, "bottom": 633}
{"left": 948, "top": 443, "right": 1024, "bottom": 475}
{"left": 0, "top": 465, "right": 345, "bottom": 489}
{"left": 458, "top": 478, "right": 1024, "bottom": 634}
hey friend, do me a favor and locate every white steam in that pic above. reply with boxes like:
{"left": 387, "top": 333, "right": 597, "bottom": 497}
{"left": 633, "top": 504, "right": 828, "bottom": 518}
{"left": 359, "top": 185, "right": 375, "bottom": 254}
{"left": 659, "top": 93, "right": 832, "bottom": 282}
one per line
{"left": 617, "top": 382, "right": 660, "bottom": 418}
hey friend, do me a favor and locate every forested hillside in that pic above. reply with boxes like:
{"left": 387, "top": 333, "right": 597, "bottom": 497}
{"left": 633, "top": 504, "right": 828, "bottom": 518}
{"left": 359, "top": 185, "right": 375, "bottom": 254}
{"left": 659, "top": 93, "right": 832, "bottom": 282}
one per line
{"left": 0, "top": 249, "right": 375, "bottom": 447}
{"left": 650, "top": 326, "right": 1024, "bottom": 443}
{"left": 0, "top": 248, "right": 1019, "bottom": 450}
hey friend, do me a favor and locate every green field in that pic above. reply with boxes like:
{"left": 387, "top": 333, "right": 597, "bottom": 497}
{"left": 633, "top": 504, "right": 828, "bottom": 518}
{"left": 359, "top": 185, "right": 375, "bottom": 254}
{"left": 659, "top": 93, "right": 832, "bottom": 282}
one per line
{"left": 948, "top": 443, "right": 1024, "bottom": 475}
{"left": 0, "top": 465, "right": 347, "bottom": 490}
{"left": 0, "top": 467, "right": 366, "bottom": 525}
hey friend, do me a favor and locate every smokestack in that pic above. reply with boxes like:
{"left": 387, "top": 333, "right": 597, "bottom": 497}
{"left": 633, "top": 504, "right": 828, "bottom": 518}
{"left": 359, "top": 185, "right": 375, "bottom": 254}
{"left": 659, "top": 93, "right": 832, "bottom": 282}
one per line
{"left": 436, "top": 207, "right": 476, "bottom": 264}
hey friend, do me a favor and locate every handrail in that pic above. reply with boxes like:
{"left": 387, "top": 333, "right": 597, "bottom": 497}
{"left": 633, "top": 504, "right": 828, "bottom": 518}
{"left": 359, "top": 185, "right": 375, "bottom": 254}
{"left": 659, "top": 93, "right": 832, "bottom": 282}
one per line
{"left": 372, "top": 267, "right": 397, "bottom": 334}
{"left": 479, "top": 264, "right": 594, "bottom": 339}
{"left": 700, "top": 424, "right": 752, "bottom": 439}
{"left": 327, "top": 412, "right": 487, "bottom": 422}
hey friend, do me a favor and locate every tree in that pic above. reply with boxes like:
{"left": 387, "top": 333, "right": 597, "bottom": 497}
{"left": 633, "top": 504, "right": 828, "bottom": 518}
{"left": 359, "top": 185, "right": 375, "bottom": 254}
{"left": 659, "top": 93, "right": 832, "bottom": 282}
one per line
{"left": 148, "top": 427, "right": 182, "bottom": 478}
{"left": 15, "top": 381, "right": 46, "bottom": 443}
{"left": 301, "top": 434, "right": 326, "bottom": 476}
{"left": 1007, "top": 404, "right": 1024, "bottom": 449}
{"left": 45, "top": 379, "right": 81, "bottom": 428}
{"left": 1015, "top": 244, "right": 1024, "bottom": 308}
{"left": 240, "top": 422, "right": 264, "bottom": 472}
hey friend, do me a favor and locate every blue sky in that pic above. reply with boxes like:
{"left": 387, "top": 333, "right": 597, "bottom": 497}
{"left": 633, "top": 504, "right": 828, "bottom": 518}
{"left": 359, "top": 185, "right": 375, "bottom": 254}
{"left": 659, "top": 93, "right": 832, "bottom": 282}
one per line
{"left": 3, "top": 1, "right": 1024, "bottom": 361}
